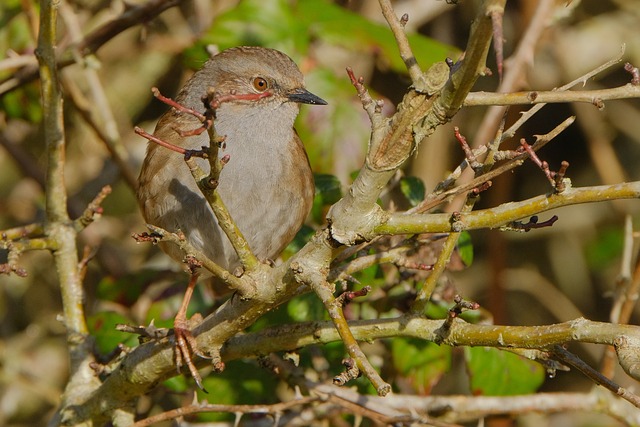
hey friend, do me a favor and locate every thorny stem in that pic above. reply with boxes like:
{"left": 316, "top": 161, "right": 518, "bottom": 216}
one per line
{"left": 551, "top": 346, "right": 640, "bottom": 409}
{"left": 0, "top": 0, "right": 184, "bottom": 96}
{"left": 464, "top": 84, "right": 640, "bottom": 107}
{"left": 36, "top": 0, "right": 89, "bottom": 344}
{"left": 408, "top": 116, "right": 576, "bottom": 215}
{"left": 410, "top": 197, "right": 476, "bottom": 314}
{"left": 200, "top": 89, "right": 261, "bottom": 272}
{"left": 131, "top": 397, "right": 319, "bottom": 427}
{"left": 500, "top": 48, "right": 625, "bottom": 142}
{"left": 379, "top": 181, "right": 640, "bottom": 235}
{"left": 309, "top": 279, "right": 391, "bottom": 396}
{"left": 137, "top": 87, "right": 263, "bottom": 275}
{"left": 377, "top": 0, "right": 425, "bottom": 90}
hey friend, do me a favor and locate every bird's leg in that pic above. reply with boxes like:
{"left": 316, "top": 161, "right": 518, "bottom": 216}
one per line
{"left": 173, "top": 273, "right": 208, "bottom": 391}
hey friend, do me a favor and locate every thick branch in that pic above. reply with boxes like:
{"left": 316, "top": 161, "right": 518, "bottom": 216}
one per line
{"left": 328, "top": 0, "right": 502, "bottom": 245}
{"left": 36, "top": 1, "right": 100, "bottom": 425}
{"left": 62, "top": 230, "right": 337, "bottom": 425}
{"left": 36, "top": 0, "right": 90, "bottom": 346}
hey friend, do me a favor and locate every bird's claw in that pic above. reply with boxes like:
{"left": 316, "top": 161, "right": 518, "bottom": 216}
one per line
{"left": 173, "top": 317, "right": 210, "bottom": 392}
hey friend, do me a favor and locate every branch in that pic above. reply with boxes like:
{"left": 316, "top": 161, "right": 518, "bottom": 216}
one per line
{"left": 303, "top": 274, "right": 390, "bottom": 396}
{"left": 500, "top": 48, "right": 625, "bottom": 142}
{"left": 131, "top": 396, "right": 319, "bottom": 427}
{"left": 35, "top": 0, "right": 101, "bottom": 424}
{"left": 551, "top": 345, "right": 640, "bottom": 409}
{"left": 464, "top": 83, "right": 640, "bottom": 106}
{"left": 378, "top": 0, "right": 425, "bottom": 90}
{"left": 0, "top": 0, "right": 184, "bottom": 96}
{"left": 350, "top": 386, "right": 639, "bottom": 425}
{"left": 376, "top": 181, "right": 640, "bottom": 235}
{"left": 470, "top": 0, "right": 557, "bottom": 152}
{"left": 35, "top": 0, "right": 91, "bottom": 346}
{"left": 328, "top": 0, "right": 501, "bottom": 245}
{"left": 136, "top": 224, "right": 255, "bottom": 296}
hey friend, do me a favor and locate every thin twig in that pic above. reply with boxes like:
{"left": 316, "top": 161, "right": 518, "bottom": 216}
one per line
{"left": 470, "top": 0, "right": 556, "bottom": 152}
{"left": 310, "top": 278, "right": 391, "bottom": 396}
{"left": 501, "top": 48, "right": 625, "bottom": 142}
{"left": 552, "top": 345, "right": 640, "bottom": 408}
{"left": 408, "top": 115, "right": 575, "bottom": 215}
{"left": 36, "top": 0, "right": 89, "bottom": 338}
{"left": 131, "top": 396, "right": 319, "bottom": 427}
{"left": 136, "top": 225, "right": 254, "bottom": 296}
{"left": 411, "top": 199, "right": 475, "bottom": 314}
{"left": 0, "top": 0, "right": 184, "bottom": 96}
{"left": 378, "top": 0, "right": 424, "bottom": 88}
{"left": 464, "top": 84, "right": 640, "bottom": 106}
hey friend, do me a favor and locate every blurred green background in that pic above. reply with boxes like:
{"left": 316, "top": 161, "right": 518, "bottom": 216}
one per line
{"left": 1, "top": 0, "right": 640, "bottom": 425}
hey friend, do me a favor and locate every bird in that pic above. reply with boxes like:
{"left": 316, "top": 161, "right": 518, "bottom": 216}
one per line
{"left": 137, "top": 46, "right": 327, "bottom": 387}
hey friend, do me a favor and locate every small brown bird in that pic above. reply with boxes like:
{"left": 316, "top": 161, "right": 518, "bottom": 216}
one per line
{"left": 137, "top": 46, "right": 326, "bottom": 385}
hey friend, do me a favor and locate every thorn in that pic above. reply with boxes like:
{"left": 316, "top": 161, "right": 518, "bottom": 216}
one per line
{"left": 625, "top": 62, "right": 640, "bottom": 85}
{"left": 490, "top": 9, "right": 505, "bottom": 82}
{"left": 400, "top": 13, "right": 409, "bottom": 27}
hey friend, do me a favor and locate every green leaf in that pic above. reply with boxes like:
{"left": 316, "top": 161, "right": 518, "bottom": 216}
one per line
{"left": 311, "top": 173, "right": 343, "bottom": 223}
{"left": 0, "top": 84, "right": 42, "bottom": 122}
{"left": 183, "top": 0, "right": 308, "bottom": 68}
{"left": 87, "top": 312, "right": 138, "bottom": 355}
{"left": 195, "top": 359, "right": 279, "bottom": 421}
{"left": 184, "top": 0, "right": 457, "bottom": 74}
{"left": 456, "top": 231, "right": 474, "bottom": 266}
{"left": 391, "top": 338, "right": 451, "bottom": 394}
{"left": 315, "top": 173, "right": 343, "bottom": 204}
{"left": 282, "top": 224, "right": 315, "bottom": 259}
{"left": 399, "top": 176, "right": 425, "bottom": 207}
{"left": 585, "top": 226, "right": 623, "bottom": 270}
{"left": 465, "top": 347, "right": 545, "bottom": 396}
{"left": 287, "top": 293, "right": 325, "bottom": 322}
{"left": 297, "top": 0, "right": 457, "bottom": 72}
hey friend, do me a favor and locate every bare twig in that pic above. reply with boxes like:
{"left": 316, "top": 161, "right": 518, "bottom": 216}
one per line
{"left": 470, "top": 0, "right": 556, "bottom": 151}
{"left": 408, "top": 115, "right": 576, "bottom": 215}
{"left": 131, "top": 396, "right": 319, "bottom": 427}
{"left": 0, "top": 0, "right": 184, "bottom": 96}
{"left": 346, "top": 67, "right": 384, "bottom": 126}
{"left": 378, "top": 0, "right": 424, "bottom": 88}
{"left": 490, "top": 7, "right": 504, "bottom": 81}
{"left": 464, "top": 84, "right": 640, "bottom": 106}
{"left": 552, "top": 345, "right": 640, "bottom": 408}
{"left": 36, "top": 0, "right": 89, "bottom": 340}
{"left": 135, "top": 225, "right": 253, "bottom": 296}
{"left": 379, "top": 181, "right": 640, "bottom": 235}
{"left": 500, "top": 49, "right": 625, "bottom": 142}
{"left": 36, "top": 1, "right": 102, "bottom": 425}
{"left": 305, "top": 276, "right": 390, "bottom": 396}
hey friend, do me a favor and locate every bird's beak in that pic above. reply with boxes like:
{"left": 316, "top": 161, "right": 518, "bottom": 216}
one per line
{"left": 287, "top": 88, "right": 328, "bottom": 105}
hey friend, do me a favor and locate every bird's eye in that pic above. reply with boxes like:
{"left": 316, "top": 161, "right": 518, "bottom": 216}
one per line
{"left": 252, "top": 77, "right": 269, "bottom": 92}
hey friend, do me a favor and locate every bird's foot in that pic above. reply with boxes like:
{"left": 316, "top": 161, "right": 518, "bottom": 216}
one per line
{"left": 173, "top": 313, "right": 210, "bottom": 392}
